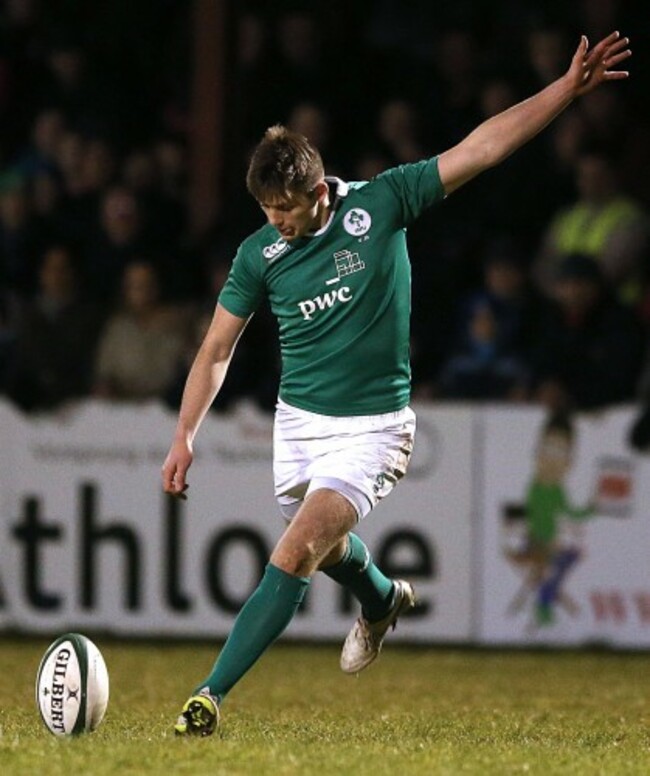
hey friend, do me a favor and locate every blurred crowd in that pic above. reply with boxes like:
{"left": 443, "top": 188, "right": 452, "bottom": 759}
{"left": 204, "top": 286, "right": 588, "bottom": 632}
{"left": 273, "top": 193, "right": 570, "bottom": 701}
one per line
{"left": 1, "top": 0, "right": 650, "bottom": 421}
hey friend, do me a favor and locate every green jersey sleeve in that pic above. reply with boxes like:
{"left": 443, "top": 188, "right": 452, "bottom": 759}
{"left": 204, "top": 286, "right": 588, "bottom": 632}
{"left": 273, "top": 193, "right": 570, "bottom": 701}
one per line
{"left": 217, "top": 241, "right": 266, "bottom": 318}
{"left": 374, "top": 156, "right": 445, "bottom": 226}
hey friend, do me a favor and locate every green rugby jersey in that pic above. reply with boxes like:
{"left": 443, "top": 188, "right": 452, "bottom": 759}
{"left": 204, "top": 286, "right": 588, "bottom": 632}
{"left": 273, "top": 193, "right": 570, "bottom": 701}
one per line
{"left": 218, "top": 156, "right": 445, "bottom": 416}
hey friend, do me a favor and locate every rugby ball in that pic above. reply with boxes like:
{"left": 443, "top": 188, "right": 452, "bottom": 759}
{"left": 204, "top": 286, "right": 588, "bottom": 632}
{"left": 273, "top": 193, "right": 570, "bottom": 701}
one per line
{"left": 35, "top": 633, "right": 109, "bottom": 736}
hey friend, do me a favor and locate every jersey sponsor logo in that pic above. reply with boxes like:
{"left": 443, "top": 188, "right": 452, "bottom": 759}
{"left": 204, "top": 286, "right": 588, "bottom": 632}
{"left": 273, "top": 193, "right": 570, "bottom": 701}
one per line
{"left": 343, "top": 208, "right": 372, "bottom": 236}
{"left": 297, "top": 286, "right": 353, "bottom": 320}
{"left": 262, "top": 237, "right": 289, "bottom": 261}
{"left": 325, "top": 249, "right": 366, "bottom": 285}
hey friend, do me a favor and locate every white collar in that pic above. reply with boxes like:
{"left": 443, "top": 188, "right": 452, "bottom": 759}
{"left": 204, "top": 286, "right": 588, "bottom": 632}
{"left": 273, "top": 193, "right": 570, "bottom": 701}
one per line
{"left": 308, "top": 177, "right": 349, "bottom": 237}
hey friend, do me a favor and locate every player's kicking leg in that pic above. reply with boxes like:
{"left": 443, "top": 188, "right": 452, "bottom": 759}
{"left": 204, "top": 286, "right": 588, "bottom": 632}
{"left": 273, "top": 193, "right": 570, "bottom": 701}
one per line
{"left": 318, "top": 531, "right": 416, "bottom": 673}
{"left": 339, "top": 577, "right": 415, "bottom": 673}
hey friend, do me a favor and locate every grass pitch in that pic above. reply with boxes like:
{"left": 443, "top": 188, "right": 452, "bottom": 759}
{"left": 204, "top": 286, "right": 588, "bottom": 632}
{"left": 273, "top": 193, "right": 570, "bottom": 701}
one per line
{"left": 1, "top": 638, "right": 650, "bottom": 775}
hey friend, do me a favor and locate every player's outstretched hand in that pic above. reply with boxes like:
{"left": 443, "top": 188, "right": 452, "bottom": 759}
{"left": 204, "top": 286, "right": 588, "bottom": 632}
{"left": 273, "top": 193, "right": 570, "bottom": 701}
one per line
{"left": 568, "top": 31, "right": 631, "bottom": 97}
{"left": 162, "top": 439, "right": 193, "bottom": 500}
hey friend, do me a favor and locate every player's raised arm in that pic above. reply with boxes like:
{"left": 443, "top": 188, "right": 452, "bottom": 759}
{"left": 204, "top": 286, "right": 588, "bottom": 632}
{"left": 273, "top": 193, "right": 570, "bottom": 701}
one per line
{"left": 161, "top": 303, "right": 249, "bottom": 498}
{"left": 437, "top": 31, "right": 631, "bottom": 195}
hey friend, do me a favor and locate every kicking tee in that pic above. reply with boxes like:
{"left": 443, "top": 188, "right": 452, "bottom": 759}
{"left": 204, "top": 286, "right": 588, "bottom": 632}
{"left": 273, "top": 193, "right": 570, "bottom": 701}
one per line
{"left": 218, "top": 157, "right": 445, "bottom": 416}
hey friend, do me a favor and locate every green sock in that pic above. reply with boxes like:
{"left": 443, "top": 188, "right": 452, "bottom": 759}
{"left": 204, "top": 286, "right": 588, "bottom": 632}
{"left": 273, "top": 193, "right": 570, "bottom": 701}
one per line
{"left": 196, "top": 563, "right": 310, "bottom": 703}
{"left": 322, "top": 533, "right": 394, "bottom": 622}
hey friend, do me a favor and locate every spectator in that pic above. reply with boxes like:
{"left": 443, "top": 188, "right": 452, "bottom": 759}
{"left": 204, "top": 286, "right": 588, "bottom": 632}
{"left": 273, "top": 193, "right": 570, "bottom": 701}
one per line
{"left": 472, "top": 76, "right": 554, "bottom": 241}
{"left": 531, "top": 254, "right": 644, "bottom": 412}
{"left": 38, "top": 32, "right": 109, "bottom": 138}
{"left": 271, "top": 11, "right": 328, "bottom": 118}
{"left": 79, "top": 137, "right": 116, "bottom": 195}
{"left": 535, "top": 150, "right": 649, "bottom": 305}
{"left": 0, "top": 172, "right": 41, "bottom": 296}
{"left": 83, "top": 185, "right": 147, "bottom": 301}
{"left": 577, "top": 0, "right": 622, "bottom": 42}
{"left": 12, "top": 107, "right": 66, "bottom": 178}
{"left": 353, "top": 150, "right": 392, "bottom": 182}
{"left": 52, "top": 128, "right": 85, "bottom": 195}
{"left": 93, "top": 260, "right": 189, "bottom": 401}
{"left": 152, "top": 136, "right": 187, "bottom": 204}
{"left": 287, "top": 103, "right": 345, "bottom": 174}
{"left": 58, "top": 135, "right": 118, "bottom": 247}
{"left": 0, "top": 0, "right": 45, "bottom": 158}
{"left": 4, "top": 243, "right": 104, "bottom": 410}
{"left": 433, "top": 243, "right": 538, "bottom": 401}
{"left": 545, "top": 109, "right": 588, "bottom": 206}
{"left": 524, "top": 27, "right": 570, "bottom": 91}
{"left": 428, "top": 28, "right": 481, "bottom": 147}
{"left": 375, "top": 98, "right": 428, "bottom": 165}
{"left": 579, "top": 89, "right": 650, "bottom": 208}
{"left": 121, "top": 147, "right": 186, "bottom": 249}
{"left": 438, "top": 298, "right": 530, "bottom": 401}
{"left": 29, "top": 168, "right": 64, "bottom": 242}
{"left": 166, "top": 255, "right": 279, "bottom": 413}
{"left": 286, "top": 103, "right": 328, "bottom": 149}
{"left": 234, "top": 13, "right": 274, "bottom": 148}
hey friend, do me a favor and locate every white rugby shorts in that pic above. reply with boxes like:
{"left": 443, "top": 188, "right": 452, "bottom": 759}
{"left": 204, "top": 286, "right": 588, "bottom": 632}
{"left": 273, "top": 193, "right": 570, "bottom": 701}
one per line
{"left": 273, "top": 398, "right": 416, "bottom": 520}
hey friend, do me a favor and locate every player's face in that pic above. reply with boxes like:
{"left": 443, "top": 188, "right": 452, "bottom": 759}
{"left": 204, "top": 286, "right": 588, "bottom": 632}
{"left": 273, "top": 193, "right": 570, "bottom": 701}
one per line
{"left": 259, "top": 191, "right": 321, "bottom": 241}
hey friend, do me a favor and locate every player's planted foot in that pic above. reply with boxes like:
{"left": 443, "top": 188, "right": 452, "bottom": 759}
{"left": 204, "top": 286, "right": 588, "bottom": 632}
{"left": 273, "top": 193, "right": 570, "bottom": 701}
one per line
{"left": 340, "top": 580, "right": 416, "bottom": 674}
{"left": 174, "top": 688, "right": 220, "bottom": 736}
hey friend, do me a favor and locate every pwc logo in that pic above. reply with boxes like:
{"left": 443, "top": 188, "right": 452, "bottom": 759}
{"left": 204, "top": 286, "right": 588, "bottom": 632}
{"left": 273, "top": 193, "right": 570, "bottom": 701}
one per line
{"left": 296, "top": 249, "right": 365, "bottom": 320}
{"left": 297, "top": 286, "right": 353, "bottom": 321}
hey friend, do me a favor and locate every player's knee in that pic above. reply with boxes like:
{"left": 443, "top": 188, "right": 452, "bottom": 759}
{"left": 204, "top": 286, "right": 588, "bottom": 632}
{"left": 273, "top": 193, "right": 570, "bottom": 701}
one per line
{"left": 272, "top": 555, "right": 317, "bottom": 578}
{"left": 318, "top": 536, "right": 348, "bottom": 569}
{"left": 271, "top": 540, "right": 322, "bottom": 577}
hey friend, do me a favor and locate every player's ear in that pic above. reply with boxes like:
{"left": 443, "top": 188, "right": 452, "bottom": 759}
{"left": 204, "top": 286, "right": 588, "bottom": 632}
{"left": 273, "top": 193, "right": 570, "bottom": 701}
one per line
{"left": 313, "top": 180, "right": 329, "bottom": 203}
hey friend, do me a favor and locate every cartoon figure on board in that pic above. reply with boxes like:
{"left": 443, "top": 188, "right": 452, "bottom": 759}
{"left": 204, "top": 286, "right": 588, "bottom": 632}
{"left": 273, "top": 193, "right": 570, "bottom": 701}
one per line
{"left": 503, "top": 412, "right": 594, "bottom": 629}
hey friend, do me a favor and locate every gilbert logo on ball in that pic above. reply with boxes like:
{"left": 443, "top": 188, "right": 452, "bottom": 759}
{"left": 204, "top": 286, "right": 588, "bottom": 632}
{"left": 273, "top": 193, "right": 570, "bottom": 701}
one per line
{"left": 35, "top": 633, "right": 109, "bottom": 736}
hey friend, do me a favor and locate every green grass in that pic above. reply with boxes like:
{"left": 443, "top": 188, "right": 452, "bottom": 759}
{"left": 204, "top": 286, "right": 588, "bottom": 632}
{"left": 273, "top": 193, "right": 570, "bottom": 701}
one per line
{"left": 2, "top": 638, "right": 650, "bottom": 775}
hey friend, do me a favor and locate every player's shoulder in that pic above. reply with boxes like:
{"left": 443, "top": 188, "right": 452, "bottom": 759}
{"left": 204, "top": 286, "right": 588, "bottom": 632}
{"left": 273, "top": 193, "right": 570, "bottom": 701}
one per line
{"left": 238, "top": 223, "right": 290, "bottom": 264}
{"left": 363, "top": 157, "right": 445, "bottom": 210}
{"left": 345, "top": 180, "right": 370, "bottom": 193}
{"left": 340, "top": 159, "right": 438, "bottom": 199}
{"left": 334, "top": 168, "right": 410, "bottom": 213}
{"left": 376, "top": 157, "right": 440, "bottom": 182}
{"left": 334, "top": 176, "right": 389, "bottom": 211}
